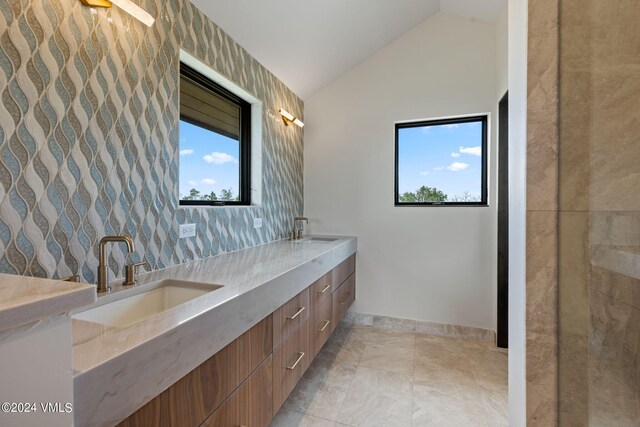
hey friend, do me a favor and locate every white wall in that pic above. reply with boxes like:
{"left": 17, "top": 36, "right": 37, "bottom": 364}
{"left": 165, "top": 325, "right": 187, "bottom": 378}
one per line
{"left": 508, "top": 0, "right": 527, "bottom": 424}
{"left": 304, "top": 12, "right": 498, "bottom": 331}
{"left": 496, "top": 7, "right": 509, "bottom": 100}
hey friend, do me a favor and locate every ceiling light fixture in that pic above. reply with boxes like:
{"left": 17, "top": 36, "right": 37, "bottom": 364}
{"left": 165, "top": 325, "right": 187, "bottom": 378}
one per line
{"left": 279, "top": 108, "right": 304, "bottom": 128}
{"left": 80, "top": 0, "right": 155, "bottom": 27}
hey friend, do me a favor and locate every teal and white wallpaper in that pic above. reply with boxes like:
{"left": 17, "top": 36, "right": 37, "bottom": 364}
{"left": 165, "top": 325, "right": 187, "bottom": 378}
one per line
{"left": 0, "top": 0, "right": 304, "bottom": 283}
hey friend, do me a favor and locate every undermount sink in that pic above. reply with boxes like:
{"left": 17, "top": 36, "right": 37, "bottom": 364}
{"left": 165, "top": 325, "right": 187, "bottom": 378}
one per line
{"left": 294, "top": 236, "right": 339, "bottom": 243}
{"left": 73, "top": 280, "right": 223, "bottom": 328}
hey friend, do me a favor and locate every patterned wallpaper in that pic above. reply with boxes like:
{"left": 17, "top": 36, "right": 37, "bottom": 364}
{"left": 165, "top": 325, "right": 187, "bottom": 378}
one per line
{"left": 0, "top": 0, "right": 304, "bottom": 283}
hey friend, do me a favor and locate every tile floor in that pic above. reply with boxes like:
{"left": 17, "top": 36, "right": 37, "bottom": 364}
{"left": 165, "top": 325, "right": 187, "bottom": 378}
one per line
{"left": 270, "top": 324, "right": 508, "bottom": 427}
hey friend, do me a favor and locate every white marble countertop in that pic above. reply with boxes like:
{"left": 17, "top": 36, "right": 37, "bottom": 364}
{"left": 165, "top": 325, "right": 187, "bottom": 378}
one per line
{"left": 72, "top": 235, "right": 357, "bottom": 427}
{"left": 0, "top": 273, "right": 95, "bottom": 332}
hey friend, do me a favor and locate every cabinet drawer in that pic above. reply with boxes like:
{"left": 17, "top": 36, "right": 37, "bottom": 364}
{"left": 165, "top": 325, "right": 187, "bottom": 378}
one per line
{"left": 273, "top": 287, "right": 309, "bottom": 349}
{"left": 273, "top": 319, "right": 310, "bottom": 412}
{"left": 201, "top": 356, "right": 273, "bottom": 427}
{"left": 331, "top": 254, "right": 356, "bottom": 292}
{"left": 332, "top": 273, "right": 355, "bottom": 328}
{"left": 309, "top": 271, "right": 333, "bottom": 308}
{"left": 312, "top": 296, "right": 333, "bottom": 357}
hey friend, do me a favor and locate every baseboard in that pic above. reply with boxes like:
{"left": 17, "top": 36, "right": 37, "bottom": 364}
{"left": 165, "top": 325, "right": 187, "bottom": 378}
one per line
{"left": 342, "top": 310, "right": 496, "bottom": 343}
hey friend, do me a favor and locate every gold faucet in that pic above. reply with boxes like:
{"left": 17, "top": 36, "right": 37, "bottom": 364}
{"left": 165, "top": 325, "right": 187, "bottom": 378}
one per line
{"left": 97, "top": 236, "right": 135, "bottom": 293}
{"left": 292, "top": 216, "right": 309, "bottom": 240}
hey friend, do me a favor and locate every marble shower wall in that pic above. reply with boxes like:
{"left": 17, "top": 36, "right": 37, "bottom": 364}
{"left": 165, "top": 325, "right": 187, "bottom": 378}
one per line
{"left": 526, "top": 0, "right": 559, "bottom": 425}
{"left": 558, "top": 0, "right": 640, "bottom": 425}
{"left": 0, "top": 0, "right": 304, "bottom": 283}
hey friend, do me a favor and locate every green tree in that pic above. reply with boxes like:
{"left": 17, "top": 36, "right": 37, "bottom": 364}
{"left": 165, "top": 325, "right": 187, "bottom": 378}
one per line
{"left": 182, "top": 188, "right": 201, "bottom": 200}
{"left": 201, "top": 191, "right": 218, "bottom": 201}
{"left": 399, "top": 192, "right": 418, "bottom": 202}
{"left": 415, "top": 185, "right": 448, "bottom": 202}
{"left": 220, "top": 188, "right": 234, "bottom": 201}
{"left": 450, "top": 191, "right": 480, "bottom": 202}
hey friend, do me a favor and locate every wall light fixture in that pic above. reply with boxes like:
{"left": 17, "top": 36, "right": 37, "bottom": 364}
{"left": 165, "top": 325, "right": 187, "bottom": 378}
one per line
{"left": 80, "top": 0, "right": 155, "bottom": 27}
{"left": 279, "top": 108, "right": 304, "bottom": 128}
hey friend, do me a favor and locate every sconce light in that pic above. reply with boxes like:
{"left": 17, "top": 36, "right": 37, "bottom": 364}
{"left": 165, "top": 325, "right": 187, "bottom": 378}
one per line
{"left": 80, "top": 0, "right": 155, "bottom": 27}
{"left": 279, "top": 108, "right": 304, "bottom": 128}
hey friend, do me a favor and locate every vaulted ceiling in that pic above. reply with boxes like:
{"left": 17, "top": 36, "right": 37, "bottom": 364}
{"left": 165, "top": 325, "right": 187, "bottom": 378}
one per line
{"left": 191, "top": 0, "right": 507, "bottom": 99}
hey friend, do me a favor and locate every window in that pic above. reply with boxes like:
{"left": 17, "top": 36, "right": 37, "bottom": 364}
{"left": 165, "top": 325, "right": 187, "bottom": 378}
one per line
{"left": 179, "top": 63, "right": 251, "bottom": 206}
{"left": 395, "top": 115, "right": 488, "bottom": 206}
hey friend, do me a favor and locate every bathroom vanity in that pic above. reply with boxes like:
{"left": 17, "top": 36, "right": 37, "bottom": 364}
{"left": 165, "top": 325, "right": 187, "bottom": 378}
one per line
{"left": 72, "top": 236, "right": 357, "bottom": 426}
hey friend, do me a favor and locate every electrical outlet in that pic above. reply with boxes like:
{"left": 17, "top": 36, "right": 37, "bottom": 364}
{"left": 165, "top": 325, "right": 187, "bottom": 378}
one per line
{"left": 253, "top": 218, "right": 263, "bottom": 228}
{"left": 179, "top": 223, "right": 196, "bottom": 239}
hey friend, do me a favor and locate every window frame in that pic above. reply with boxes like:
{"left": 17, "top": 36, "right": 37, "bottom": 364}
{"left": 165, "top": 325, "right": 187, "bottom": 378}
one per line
{"left": 394, "top": 115, "right": 489, "bottom": 207}
{"left": 178, "top": 62, "right": 252, "bottom": 206}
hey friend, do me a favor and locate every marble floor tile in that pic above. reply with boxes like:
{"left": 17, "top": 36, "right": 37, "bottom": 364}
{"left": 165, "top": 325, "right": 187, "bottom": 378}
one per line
{"left": 270, "top": 409, "right": 337, "bottom": 427}
{"left": 336, "top": 366, "right": 413, "bottom": 427}
{"left": 359, "top": 334, "right": 416, "bottom": 376}
{"left": 412, "top": 382, "right": 488, "bottom": 427}
{"left": 282, "top": 357, "right": 357, "bottom": 421}
{"left": 276, "top": 327, "right": 507, "bottom": 427}
{"left": 316, "top": 333, "right": 366, "bottom": 366}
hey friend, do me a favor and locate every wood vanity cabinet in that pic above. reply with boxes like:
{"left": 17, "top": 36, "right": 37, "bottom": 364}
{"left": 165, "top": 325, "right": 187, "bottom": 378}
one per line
{"left": 117, "top": 254, "right": 356, "bottom": 427}
{"left": 117, "top": 315, "right": 272, "bottom": 427}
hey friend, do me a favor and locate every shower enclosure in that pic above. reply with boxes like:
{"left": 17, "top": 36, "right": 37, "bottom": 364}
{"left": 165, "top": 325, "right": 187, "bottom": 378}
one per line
{"left": 558, "top": 1, "right": 640, "bottom": 425}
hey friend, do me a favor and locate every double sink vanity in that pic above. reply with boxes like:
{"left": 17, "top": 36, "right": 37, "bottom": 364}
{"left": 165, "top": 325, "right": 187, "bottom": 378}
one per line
{"left": 70, "top": 235, "right": 357, "bottom": 426}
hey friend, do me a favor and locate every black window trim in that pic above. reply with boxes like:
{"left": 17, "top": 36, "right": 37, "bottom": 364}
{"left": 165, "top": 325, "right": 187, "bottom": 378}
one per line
{"left": 179, "top": 62, "right": 252, "bottom": 207}
{"left": 394, "top": 115, "right": 489, "bottom": 207}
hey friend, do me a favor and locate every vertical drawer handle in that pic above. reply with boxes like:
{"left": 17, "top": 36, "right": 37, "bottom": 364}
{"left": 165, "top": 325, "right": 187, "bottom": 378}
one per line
{"left": 339, "top": 292, "right": 352, "bottom": 305}
{"left": 319, "top": 284, "right": 331, "bottom": 293}
{"left": 318, "top": 320, "right": 331, "bottom": 332}
{"left": 286, "top": 306, "right": 306, "bottom": 320}
{"left": 286, "top": 352, "right": 305, "bottom": 370}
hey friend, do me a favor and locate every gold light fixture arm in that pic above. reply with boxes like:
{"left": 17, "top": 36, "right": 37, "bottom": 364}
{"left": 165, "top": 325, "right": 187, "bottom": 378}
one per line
{"left": 80, "top": 0, "right": 113, "bottom": 8}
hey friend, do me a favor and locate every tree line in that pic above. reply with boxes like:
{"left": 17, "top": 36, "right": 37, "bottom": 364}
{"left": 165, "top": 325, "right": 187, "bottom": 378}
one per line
{"left": 399, "top": 185, "right": 480, "bottom": 203}
{"left": 181, "top": 188, "right": 240, "bottom": 202}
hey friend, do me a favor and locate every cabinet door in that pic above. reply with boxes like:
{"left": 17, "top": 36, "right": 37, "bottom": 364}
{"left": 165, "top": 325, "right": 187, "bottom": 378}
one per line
{"left": 309, "top": 271, "right": 332, "bottom": 308}
{"left": 312, "top": 296, "right": 332, "bottom": 357}
{"left": 331, "top": 254, "right": 356, "bottom": 292}
{"left": 239, "top": 356, "right": 273, "bottom": 427}
{"left": 201, "top": 356, "right": 273, "bottom": 427}
{"left": 273, "top": 288, "right": 310, "bottom": 348}
{"left": 200, "top": 390, "right": 240, "bottom": 427}
{"left": 332, "top": 272, "right": 356, "bottom": 331}
{"left": 273, "top": 319, "right": 310, "bottom": 412}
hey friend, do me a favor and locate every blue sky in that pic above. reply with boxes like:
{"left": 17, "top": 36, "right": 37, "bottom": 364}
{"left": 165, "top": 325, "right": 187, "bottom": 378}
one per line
{"left": 179, "top": 120, "right": 240, "bottom": 198}
{"left": 397, "top": 121, "right": 483, "bottom": 199}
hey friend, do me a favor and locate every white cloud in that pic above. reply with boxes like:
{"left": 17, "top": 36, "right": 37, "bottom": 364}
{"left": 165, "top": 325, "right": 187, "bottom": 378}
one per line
{"left": 420, "top": 171, "right": 429, "bottom": 176}
{"left": 447, "top": 162, "right": 469, "bottom": 172}
{"left": 459, "top": 146, "right": 482, "bottom": 156}
{"left": 434, "top": 166, "right": 445, "bottom": 171}
{"left": 203, "top": 152, "right": 238, "bottom": 165}
{"left": 188, "top": 180, "right": 197, "bottom": 186}
{"left": 201, "top": 178, "right": 217, "bottom": 185}
{"left": 443, "top": 123, "right": 460, "bottom": 129}
{"left": 451, "top": 152, "right": 461, "bottom": 158}
{"left": 179, "top": 149, "right": 194, "bottom": 156}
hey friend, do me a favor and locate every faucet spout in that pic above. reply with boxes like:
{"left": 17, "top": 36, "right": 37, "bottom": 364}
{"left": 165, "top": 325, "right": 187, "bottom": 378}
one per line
{"left": 293, "top": 216, "right": 310, "bottom": 240}
{"left": 97, "top": 236, "right": 135, "bottom": 293}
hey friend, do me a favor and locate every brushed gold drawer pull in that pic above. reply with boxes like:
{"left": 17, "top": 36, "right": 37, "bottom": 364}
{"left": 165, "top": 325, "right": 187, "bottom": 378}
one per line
{"left": 319, "top": 284, "right": 331, "bottom": 293}
{"left": 318, "top": 320, "right": 331, "bottom": 332}
{"left": 286, "top": 352, "right": 305, "bottom": 370}
{"left": 286, "top": 306, "right": 306, "bottom": 320}
{"left": 340, "top": 292, "right": 352, "bottom": 305}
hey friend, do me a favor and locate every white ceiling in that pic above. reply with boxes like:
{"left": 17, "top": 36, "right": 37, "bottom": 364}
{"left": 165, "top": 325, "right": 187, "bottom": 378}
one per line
{"left": 191, "top": 0, "right": 506, "bottom": 99}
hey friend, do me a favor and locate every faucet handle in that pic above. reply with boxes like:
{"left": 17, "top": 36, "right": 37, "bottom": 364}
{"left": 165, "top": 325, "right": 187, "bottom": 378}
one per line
{"left": 124, "top": 262, "right": 148, "bottom": 287}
